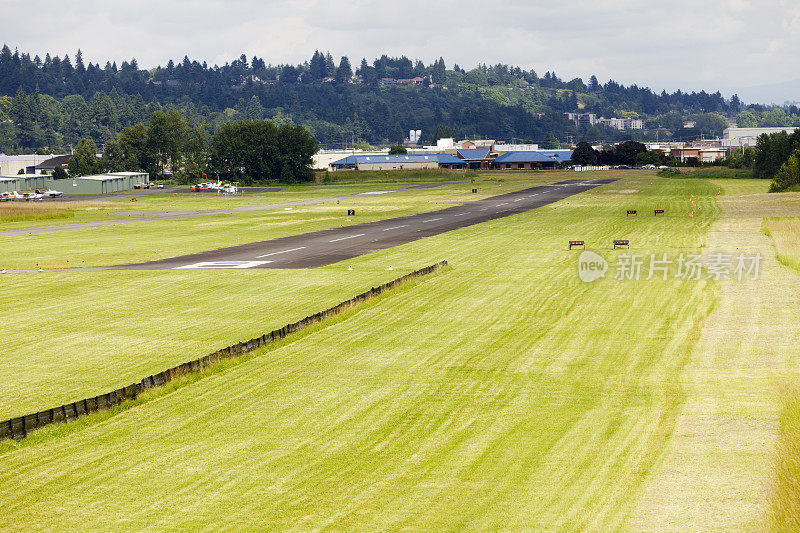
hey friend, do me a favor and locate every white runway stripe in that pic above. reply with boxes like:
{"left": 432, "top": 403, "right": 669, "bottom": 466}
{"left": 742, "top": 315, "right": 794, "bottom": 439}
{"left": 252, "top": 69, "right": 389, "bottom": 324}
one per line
{"left": 256, "top": 247, "right": 306, "bottom": 258}
{"left": 329, "top": 233, "right": 366, "bottom": 243}
{"left": 382, "top": 225, "right": 409, "bottom": 231}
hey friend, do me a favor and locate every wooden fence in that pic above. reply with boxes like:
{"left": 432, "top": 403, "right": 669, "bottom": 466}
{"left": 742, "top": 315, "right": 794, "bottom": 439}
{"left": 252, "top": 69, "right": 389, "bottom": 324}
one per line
{"left": 1, "top": 261, "right": 447, "bottom": 441}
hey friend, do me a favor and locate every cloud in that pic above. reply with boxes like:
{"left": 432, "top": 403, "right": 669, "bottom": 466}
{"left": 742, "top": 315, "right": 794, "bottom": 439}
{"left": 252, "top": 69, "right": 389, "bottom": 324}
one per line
{"left": 2, "top": 0, "right": 799, "bottom": 99}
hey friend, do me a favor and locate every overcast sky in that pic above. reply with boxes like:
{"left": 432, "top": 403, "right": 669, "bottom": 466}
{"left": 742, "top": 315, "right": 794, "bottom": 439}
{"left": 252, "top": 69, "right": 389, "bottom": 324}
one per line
{"left": 3, "top": 0, "right": 799, "bottom": 103}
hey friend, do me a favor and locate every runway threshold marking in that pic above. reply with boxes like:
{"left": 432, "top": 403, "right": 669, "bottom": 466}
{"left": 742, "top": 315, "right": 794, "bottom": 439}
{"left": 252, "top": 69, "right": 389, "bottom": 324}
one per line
{"left": 329, "top": 233, "right": 366, "bottom": 243}
{"left": 256, "top": 246, "right": 306, "bottom": 258}
{"left": 174, "top": 260, "right": 273, "bottom": 269}
{"left": 382, "top": 225, "right": 409, "bottom": 231}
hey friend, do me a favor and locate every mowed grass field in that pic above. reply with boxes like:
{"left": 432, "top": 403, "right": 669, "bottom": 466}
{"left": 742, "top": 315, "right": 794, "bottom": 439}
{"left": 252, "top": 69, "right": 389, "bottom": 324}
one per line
{"left": 0, "top": 176, "right": 544, "bottom": 269}
{"left": 0, "top": 171, "right": 738, "bottom": 530}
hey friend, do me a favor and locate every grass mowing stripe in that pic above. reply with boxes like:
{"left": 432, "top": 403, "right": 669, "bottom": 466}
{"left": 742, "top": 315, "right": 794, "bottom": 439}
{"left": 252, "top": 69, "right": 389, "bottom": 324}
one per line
{"left": 0, "top": 174, "right": 724, "bottom": 530}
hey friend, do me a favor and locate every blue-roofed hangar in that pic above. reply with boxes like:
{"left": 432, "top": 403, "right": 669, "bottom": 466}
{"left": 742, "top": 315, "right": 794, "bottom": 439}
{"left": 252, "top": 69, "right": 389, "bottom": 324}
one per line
{"left": 330, "top": 150, "right": 572, "bottom": 171}
{"left": 330, "top": 154, "right": 463, "bottom": 171}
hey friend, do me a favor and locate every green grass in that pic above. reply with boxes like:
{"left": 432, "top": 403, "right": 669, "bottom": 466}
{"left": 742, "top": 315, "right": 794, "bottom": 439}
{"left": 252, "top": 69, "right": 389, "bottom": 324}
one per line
{"left": 0, "top": 178, "right": 543, "bottom": 269}
{"left": 0, "top": 202, "right": 76, "bottom": 223}
{"left": 768, "top": 386, "right": 800, "bottom": 531}
{"left": 713, "top": 178, "right": 772, "bottom": 196}
{"left": 0, "top": 174, "right": 723, "bottom": 530}
{"left": 763, "top": 218, "right": 800, "bottom": 271}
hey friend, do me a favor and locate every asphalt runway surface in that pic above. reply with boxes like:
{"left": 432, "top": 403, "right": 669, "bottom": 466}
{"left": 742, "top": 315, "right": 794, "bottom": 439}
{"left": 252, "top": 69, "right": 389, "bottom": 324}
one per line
{"left": 0, "top": 182, "right": 457, "bottom": 237}
{"left": 115, "top": 178, "right": 614, "bottom": 270}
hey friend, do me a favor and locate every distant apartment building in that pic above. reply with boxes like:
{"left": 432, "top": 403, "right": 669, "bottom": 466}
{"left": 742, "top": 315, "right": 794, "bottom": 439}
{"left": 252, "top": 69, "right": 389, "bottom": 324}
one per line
{"left": 564, "top": 113, "right": 643, "bottom": 130}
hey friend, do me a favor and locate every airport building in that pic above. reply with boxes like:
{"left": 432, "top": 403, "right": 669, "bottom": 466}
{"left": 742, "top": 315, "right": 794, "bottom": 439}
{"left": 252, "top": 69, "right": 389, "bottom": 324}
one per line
{"left": 493, "top": 150, "right": 574, "bottom": 169}
{"left": 722, "top": 127, "right": 799, "bottom": 148}
{"left": 0, "top": 172, "right": 148, "bottom": 195}
{"left": 330, "top": 150, "right": 573, "bottom": 171}
{"left": 329, "top": 154, "right": 445, "bottom": 171}
{"left": 0, "top": 154, "right": 70, "bottom": 177}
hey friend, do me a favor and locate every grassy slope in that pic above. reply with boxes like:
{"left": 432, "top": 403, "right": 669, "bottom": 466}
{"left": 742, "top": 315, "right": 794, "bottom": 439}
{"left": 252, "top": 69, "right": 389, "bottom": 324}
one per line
{"left": 0, "top": 173, "right": 721, "bottom": 530}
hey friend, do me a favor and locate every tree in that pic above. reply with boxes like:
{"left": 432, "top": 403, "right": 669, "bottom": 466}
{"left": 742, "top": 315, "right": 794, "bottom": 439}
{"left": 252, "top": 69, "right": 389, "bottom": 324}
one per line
{"left": 67, "top": 138, "right": 100, "bottom": 176}
{"left": 244, "top": 95, "right": 264, "bottom": 119}
{"left": 182, "top": 123, "right": 208, "bottom": 182}
{"left": 209, "top": 120, "right": 317, "bottom": 183}
{"left": 51, "top": 166, "right": 68, "bottom": 179}
{"left": 543, "top": 132, "right": 559, "bottom": 149}
{"left": 432, "top": 57, "right": 446, "bottom": 85}
{"left": 147, "top": 110, "right": 187, "bottom": 176}
{"left": 100, "top": 139, "right": 125, "bottom": 171}
{"left": 571, "top": 141, "right": 598, "bottom": 165}
{"left": 335, "top": 56, "right": 352, "bottom": 84}
{"left": 119, "top": 122, "right": 150, "bottom": 172}
{"left": 309, "top": 51, "right": 327, "bottom": 81}
{"left": 613, "top": 140, "right": 647, "bottom": 166}
{"left": 770, "top": 150, "right": 800, "bottom": 191}
{"left": 388, "top": 144, "right": 407, "bottom": 155}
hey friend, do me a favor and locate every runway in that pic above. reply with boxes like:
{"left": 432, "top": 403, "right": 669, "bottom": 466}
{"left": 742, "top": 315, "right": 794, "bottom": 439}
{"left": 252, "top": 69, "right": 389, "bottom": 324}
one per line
{"left": 115, "top": 178, "right": 614, "bottom": 270}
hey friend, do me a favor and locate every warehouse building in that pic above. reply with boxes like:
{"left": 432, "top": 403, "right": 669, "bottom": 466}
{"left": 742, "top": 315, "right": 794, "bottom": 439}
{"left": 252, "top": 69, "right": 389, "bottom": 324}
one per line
{"left": 62, "top": 172, "right": 149, "bottom": 194}
{"left": 330, "top": 154, "right": 443, "bottom": 171}
{"left": 0, "top": 172, "right": 148, "bottom": 195}
{"left": 492, "top": 150, "right": 574, "bottom": 169}
{"left": 722, "top": 127, "right": 799, "bottom": 148}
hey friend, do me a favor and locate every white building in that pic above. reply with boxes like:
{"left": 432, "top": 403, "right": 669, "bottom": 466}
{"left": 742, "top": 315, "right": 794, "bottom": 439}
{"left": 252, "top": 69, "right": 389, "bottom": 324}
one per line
{"left": 313, "top": 149, "right": 390, "bottom": 170}
{"left": 722, "top": 127, "right": 799, "bottom": 148}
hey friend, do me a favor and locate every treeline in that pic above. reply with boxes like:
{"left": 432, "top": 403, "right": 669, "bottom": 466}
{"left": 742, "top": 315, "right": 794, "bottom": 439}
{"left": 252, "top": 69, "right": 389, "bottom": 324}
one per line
{"left": 66, "top": 110, "right": 317, "bottom": 184}
{"left": 571, "top": 141, "right": 678, "bottom": 167}
{"left": 0, "top": 45, "right": 759, "bottom": 152}
{"left": 752, "top": 129, "right": 800, "bottom": 191}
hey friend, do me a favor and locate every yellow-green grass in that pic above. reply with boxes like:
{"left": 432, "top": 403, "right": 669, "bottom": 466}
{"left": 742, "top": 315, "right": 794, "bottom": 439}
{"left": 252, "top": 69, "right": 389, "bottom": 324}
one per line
{"left": 0, "top": 182, "right": 470, "bottom": 232}
{"left": 0, "top": 202, "right": 76, "bottom": 223}
{"left": 0, "top": 179, "right": 545, "bottom": 270}
{"left": 764, "top": 217, "right": 800, "bottom": 271}
{"left": 768, "top": 386, "right": 800, "bottom": 531}
{"left": 0, "top": 176, "right": 721, "bottom": 529}
{"left": 712, "top": 178, "right": 772, "bottom": 196}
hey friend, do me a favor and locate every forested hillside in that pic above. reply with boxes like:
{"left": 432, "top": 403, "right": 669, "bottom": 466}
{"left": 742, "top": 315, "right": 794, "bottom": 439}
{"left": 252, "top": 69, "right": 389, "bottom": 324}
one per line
{"left": 1, "top": 45, "right": 799, "bottom": 154}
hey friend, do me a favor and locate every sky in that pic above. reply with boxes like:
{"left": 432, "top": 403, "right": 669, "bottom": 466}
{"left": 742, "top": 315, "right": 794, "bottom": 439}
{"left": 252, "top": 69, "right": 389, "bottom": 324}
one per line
{"left": 3, "top": 0, "right": 799, "bottom": 103}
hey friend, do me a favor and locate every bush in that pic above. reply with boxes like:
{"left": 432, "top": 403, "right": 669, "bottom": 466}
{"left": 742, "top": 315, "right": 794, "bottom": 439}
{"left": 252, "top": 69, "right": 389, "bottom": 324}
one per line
{"left": 657, "top": 167, "right": 683, "bottom": 177}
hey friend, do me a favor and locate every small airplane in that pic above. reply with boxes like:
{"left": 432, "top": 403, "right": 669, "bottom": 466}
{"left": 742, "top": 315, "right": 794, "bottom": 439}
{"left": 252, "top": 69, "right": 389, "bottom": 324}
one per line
{"left": 35, "top": 189, "right": 63, "bottom": 198}
{"left": 22, "top": 191, "right": 44, "bottom": 201}
{"left": 191, "top": 181, "right": 225, "bottom": 192}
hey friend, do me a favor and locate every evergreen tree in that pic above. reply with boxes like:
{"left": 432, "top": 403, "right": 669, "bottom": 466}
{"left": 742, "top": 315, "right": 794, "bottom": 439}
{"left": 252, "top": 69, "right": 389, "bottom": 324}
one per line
{"left": 432, "top": 57, "right": 446, "bottom": 85}
{"left": 68, "top": 138, "right": 100, "bottom": 176}
{"left": 335, "top": 56, "right": 352, "bottom": 84}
